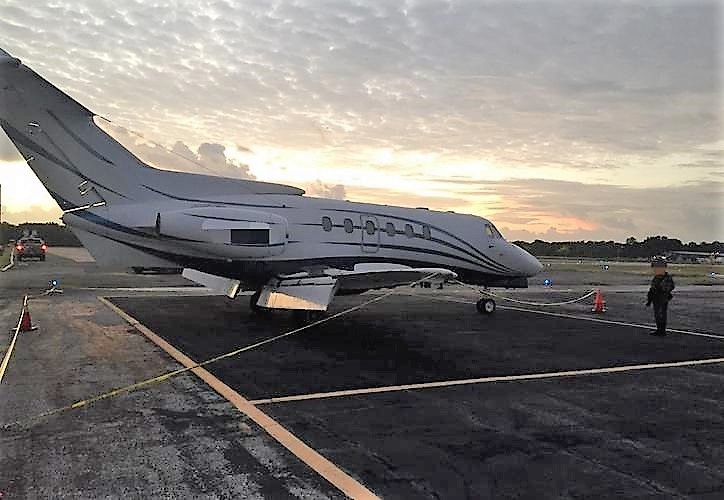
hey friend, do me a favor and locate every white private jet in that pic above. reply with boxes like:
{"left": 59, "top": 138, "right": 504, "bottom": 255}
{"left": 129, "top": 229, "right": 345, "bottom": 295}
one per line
{"left": 0, "top": 48, "right": 542, "bottom": 322}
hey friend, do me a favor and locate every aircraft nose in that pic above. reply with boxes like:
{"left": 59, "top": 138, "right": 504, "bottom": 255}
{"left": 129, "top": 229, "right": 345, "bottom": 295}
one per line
{"left": 511, "top": 244, "right": 543, "bottom": 277}
{"left": 523, "top": 251, "right": 544, "bottom": 277}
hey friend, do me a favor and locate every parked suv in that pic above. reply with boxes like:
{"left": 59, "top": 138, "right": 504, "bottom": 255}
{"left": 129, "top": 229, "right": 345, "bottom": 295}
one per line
{"left": 16, "top": 237, "right": 47, "bottom": 261}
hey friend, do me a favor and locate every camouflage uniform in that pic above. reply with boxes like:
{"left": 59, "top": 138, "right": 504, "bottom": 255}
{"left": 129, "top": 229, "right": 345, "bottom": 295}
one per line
{"left": 647, "top": 273, "right": 675, "bottom": 336}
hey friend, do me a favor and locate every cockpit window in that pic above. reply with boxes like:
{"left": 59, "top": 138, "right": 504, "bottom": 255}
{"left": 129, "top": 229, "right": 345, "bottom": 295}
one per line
{"left": 484, "top": 223, "right": 503, "bottom": 239}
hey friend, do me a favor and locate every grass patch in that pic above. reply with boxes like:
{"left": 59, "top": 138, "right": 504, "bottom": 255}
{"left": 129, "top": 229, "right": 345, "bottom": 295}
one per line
{"left": 540, "top": 259, "right": 723, "bottom": 278}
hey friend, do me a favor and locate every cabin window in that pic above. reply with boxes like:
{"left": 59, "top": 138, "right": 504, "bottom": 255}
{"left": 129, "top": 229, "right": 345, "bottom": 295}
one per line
{"left": 322, "top": 216, "right": 333, "bottom": 232}
{"left": 422, "top": 225, "right": 431, "bottom": 240}
{"left": 344, "top": 218, "right": 354, "bottom": 233}
{"left": 484, "top": 224, "right": 494, "bottom": 238}
{"left": 231, "top": 229, "right": 269, "bottom": 244}
{"left": 386, "top": 222, "right": 396, "bottom": 237}
{"left": 404, "top": 224, "right": 414, "bottom": 238}
{"left": 365, "top": 220, "right": 376, "bottom": 235}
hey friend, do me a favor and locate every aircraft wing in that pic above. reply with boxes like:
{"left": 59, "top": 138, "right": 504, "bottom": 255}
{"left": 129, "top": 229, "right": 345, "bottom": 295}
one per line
{"left": 256, "top": 264, "right": 457, "bottom": 311}
{"left": 325, "top": 263, "right": 457, "bottom": 293}
{"left": 182, "top": 264, "right": 457, "bottom": 311}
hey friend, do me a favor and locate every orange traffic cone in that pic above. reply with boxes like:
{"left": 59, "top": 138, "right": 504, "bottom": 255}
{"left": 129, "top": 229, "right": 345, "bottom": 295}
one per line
{"left": 592, "top": 289, "right": 606, "bottom": 313}
{"left": 19, "top": 303, "right": 38, "bottom": 332}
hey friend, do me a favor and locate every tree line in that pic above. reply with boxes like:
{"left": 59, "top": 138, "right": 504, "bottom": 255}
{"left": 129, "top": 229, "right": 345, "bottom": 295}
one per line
{"left": 515, "top": 236, "right": 722, "bottom": 259}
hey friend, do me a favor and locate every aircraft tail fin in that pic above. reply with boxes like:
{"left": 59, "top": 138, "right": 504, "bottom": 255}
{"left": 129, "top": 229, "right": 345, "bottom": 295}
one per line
{"left": 0, "top": 49, "right": 157, "bottom": 210}
{"left": 0, "top": 48, "right": 307, "bottom": 213}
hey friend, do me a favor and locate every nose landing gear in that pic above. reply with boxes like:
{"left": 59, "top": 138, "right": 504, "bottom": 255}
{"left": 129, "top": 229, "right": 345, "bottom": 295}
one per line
{"left": 476, "top": 297, "right": 496, "bottom": 315}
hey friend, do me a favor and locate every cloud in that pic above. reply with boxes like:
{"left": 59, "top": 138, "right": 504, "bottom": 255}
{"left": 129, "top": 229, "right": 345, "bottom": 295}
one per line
{"left": 306, "top": 180, "right": 346, "bottom": 200}
{"left": 96, "top": 121, "right": 254, "bottom": 179}
{"left": 1, "top": 204, "right": 62, "bottom": 225}
{"left": 0, "top": 1, "right": 720, "bottom": 240}
{"left": 461, "top": 178, "right": 723, "bottom": 242}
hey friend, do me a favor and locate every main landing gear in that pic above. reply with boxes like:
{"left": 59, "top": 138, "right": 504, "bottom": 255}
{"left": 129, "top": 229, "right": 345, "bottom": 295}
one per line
{"left": 476, "top": 297, "right": 496, "bottom": 315}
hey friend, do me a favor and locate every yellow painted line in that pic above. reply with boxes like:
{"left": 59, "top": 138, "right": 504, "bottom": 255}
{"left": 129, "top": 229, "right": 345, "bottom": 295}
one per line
{"left": 250, "top": 356, "right": 724, "bottom": 406}
{"left": 98, "top": 296, "right": 378, "bottom": 500}
{"left": 0, "top": 296, "right": 27, "bottom": 384}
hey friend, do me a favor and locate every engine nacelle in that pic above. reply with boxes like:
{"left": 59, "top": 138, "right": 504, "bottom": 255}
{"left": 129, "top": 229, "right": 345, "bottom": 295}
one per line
{"left": 157, "top": 207, "right": 288, "bottom": 258}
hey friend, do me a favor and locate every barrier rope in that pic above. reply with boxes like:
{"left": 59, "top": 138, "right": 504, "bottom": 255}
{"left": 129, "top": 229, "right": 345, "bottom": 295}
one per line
{"left": 1, "top": 273, "right": 440, "bottom": 430}
{"left": 451, "top": 280, "right": 597, "bottom": 307}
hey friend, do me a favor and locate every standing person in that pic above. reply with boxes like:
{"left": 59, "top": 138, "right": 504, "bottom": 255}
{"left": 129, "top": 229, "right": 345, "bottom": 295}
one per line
{"left": 646, "top": 257, "right": 675, "bottom": 336}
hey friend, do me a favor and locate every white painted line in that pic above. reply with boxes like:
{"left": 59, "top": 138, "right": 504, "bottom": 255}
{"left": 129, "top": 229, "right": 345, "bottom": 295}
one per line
{"left": 498, "top": 305, "right": 724, "bottom": 341}
{"left": 74, "top": 287, "right": 254, "bottom": 296}
{"left": 251, "top": 356, "right": 724, "bottom": 406}
{"left": 1, "top": 248, "right": 15, "bottom": 272}
{"left": 407, "top": 293, "right": 724, "bottom": 340}
{"left": 98, "top": 297, "right": 378, "bottom": 500}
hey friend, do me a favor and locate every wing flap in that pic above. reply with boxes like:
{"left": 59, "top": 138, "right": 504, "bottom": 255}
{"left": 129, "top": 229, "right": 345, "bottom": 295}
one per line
{"left": 258, "top": 276, "right": 338, "bottom": 311}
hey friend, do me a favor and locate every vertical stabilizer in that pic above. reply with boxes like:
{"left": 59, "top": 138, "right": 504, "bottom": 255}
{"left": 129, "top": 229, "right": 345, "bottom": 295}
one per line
{"left": 0, "top": 48, "right": 154, "bottom": 210}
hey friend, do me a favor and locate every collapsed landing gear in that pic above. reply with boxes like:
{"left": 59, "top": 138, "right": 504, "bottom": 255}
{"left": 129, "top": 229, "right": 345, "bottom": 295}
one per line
{"left": 476, "top": 298, "right": 496, "bottom": 315}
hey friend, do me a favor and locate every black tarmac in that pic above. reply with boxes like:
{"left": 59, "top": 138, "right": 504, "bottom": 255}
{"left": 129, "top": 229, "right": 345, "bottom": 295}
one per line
{"left": 2, "top": 251, "right": 724, "bottom": 498}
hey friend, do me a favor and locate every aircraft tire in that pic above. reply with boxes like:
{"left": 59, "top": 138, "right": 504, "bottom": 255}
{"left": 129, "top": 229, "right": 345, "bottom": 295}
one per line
{"left": 476, "top": 298, "right": 496, "bottom": 315}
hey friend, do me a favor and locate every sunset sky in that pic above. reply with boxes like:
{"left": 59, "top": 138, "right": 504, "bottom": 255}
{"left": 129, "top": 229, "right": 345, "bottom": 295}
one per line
{"left": 0, "top": 0, "right": 721, "bottom": 242}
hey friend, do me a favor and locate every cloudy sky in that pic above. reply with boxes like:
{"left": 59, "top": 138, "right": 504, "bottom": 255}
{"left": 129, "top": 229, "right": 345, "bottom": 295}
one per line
{"left": 0, "top": 0, "right": 721, "bottom": 242}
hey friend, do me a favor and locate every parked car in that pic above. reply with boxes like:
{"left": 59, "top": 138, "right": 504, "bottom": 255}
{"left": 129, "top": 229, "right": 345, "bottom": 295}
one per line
{"left": 16, "top": 237, "right": 48, "bottom": 261}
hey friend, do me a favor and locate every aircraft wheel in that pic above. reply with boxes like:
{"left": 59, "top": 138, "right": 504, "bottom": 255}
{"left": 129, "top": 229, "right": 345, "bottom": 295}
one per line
{"left": 249, "top": 290, "right": 270, "bottom": 315}
{"left": 476, "top": 298, "right": 496, "bottom": 315}
{"left": 292, "top": 309, "right": 324, "bottom": 326}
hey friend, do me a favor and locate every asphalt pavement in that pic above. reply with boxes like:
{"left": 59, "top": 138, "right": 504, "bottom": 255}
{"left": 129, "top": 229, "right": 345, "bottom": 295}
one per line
{"left": 1, "top": 251, "right": 723, "bottom": 499}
